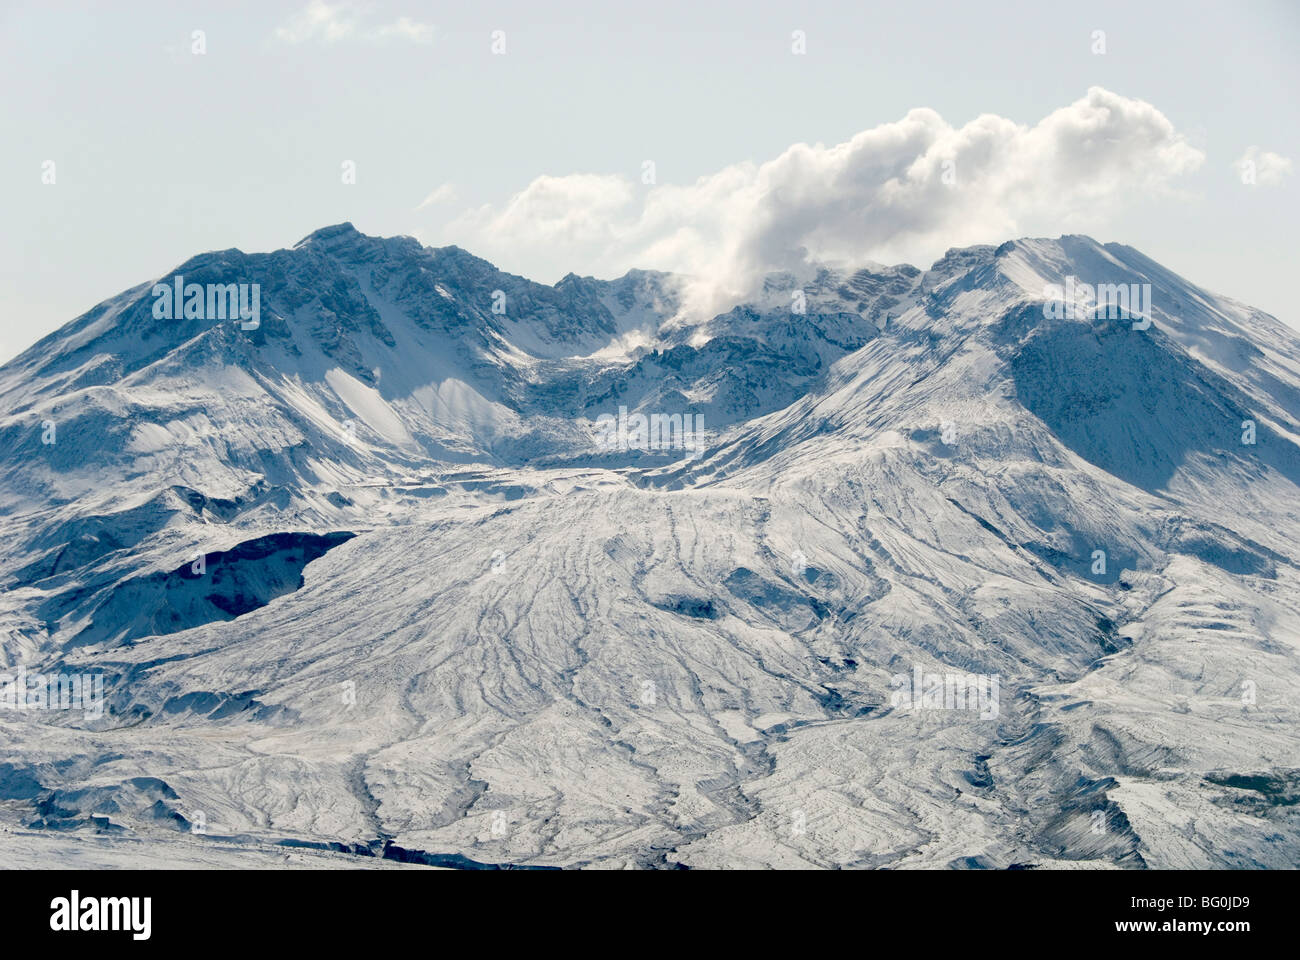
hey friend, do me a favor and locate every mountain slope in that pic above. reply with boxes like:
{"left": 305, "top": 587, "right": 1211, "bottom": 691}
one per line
{"left": 1, "top": 228, "right": 1297, "bottom": 869}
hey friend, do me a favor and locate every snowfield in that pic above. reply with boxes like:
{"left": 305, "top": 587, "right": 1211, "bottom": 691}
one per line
{"left": 1, "top": 225, "right": 1297, "bottom": 869}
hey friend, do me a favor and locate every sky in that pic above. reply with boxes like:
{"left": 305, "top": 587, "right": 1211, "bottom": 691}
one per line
{"left": 1, "top": 0, "right": 1297, "bottom": 362}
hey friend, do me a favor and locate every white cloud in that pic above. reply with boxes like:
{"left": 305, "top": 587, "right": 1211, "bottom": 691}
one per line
{"left": 274, "top": 1, "right": 359, "bottom": 45}
{"left": 368, "top": 16, "right": 434, "bottom": 45}
{"left": 427, "top": 87, "right": 1205, "bottom": 318}
{"left": 1234, "top": 146, "right": 1293, "bottom": 187}
{"left": 274, "top": 3, "right": 433, "bottom": 46}
{"left": 415, "top": 183, "right": 459, "bottom": 210}
{"left": 454, "top": 174, "right": 637, "bottom": 249}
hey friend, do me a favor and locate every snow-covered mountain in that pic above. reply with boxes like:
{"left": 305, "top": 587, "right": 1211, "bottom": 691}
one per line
{"left": 2, "top": 225, "right": 1298, "bottom": 868}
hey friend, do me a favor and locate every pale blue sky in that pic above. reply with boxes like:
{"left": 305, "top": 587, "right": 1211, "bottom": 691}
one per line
{"left": 2, "top": 0, "right": 1296, "bottom": 361}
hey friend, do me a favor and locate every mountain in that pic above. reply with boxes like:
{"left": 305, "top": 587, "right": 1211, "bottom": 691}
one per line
{"left": 1, "top": 225, "right": 1298, "bottom": 869}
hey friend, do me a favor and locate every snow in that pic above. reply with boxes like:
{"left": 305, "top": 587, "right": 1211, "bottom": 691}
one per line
{"left": 0, "top": 226, "right": 1297, "bottom": 868}
{"left": 324, "top": 368, "right": 416, "bottom": 447}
